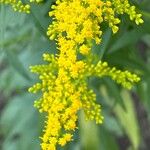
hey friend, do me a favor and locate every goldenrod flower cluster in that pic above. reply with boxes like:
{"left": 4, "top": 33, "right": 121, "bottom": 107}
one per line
{"left": 48, "top": 0, "right": 143, "bottom": 41}
{"left": 0, "top": 0, "right": 30, "bottom": 13}
{"left": 28, "top": 0, "right": 143, "bottom": 150}
{"left": 29, "top": 51, "right": 140, "bottom": 149}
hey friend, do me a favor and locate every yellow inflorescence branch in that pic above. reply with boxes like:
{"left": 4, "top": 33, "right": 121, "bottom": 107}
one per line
{"left": 28, "top": 0, "right": 143, "bottom": 150}
{"left": 0, "top": 0, "right": 30, "bottom": 13}
{"left": 0, "top": 0, "right": 43, "bottom": 13}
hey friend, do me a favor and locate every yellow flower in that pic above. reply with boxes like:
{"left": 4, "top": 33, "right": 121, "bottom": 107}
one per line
{"left": 80, "top": 44, "right": 91, "bottom": 55}
{"left": 29, "top": 0, "right": 143, "bottom": 149}
{"left": 29, "top": 53, "right": 140, "bottom": 149}
{"left": 58, "top": 134, "right": 72, "bottom": 146}
{"left": 2, "top": 0, "right": 143, "bottom": 149}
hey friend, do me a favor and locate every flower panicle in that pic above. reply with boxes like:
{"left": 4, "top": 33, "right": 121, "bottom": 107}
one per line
{"left": 29, "top": 0, "right": 143, "bottom": 150}
{"left": 29, "top": 53, "right": 140, "bottom": 150}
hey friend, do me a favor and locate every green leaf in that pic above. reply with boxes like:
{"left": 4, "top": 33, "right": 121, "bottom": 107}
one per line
{"left": 79, "top": 111, "right": 101, "bottom": 150}
{"left": 93, "top": 28, "right": 111, "bottom": 60}
{"left": 30, "top": 0, "right": 54, "bottom": 37}
{"left": 0, "top": 94, "right": 41, "bottom": 150}
{"left": 5, "top": 50, "right": 31, "bottom": 81}
{"left": 114, "top": 90, "right": 141, "bottom": 150}
{"left": 102, "top": 78, "right": 126, "bottom": 111}
{"left": 79, "top": 110, "right": 119, "bottom": 150}
{"left": 99, "top": 126, "right": 119, "bottom": 150}
{"left": 108, "top": 28, "right": 145, "bottom": 54}
{"left": 103, "top": 112, "right": 123, "bottom": 137}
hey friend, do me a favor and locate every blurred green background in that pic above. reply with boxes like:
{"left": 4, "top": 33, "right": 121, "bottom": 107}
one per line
{"left": 0, "top": 0, "right": 150, "bottom": 150}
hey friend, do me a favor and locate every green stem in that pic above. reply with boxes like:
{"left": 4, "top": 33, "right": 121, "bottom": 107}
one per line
{"left": 0, "top": 4, "right": 5, "bottom": 51}
{"left": 140, "top": 10, "right": 150, "bottom": 19}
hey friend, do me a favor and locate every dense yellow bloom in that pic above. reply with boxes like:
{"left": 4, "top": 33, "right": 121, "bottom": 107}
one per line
{"left": 48, "top": 0, "right": 143, "bottom": 42}
{"left": 29, "top": 0, "right": 143, "bottom": 150}
{"left": 29, "top": 53, "right": 140, "bottom": 149}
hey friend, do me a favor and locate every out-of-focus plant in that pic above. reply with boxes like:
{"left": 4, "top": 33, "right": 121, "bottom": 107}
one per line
{"left": 0, "top": 0, "right": 150, "bottom": 150}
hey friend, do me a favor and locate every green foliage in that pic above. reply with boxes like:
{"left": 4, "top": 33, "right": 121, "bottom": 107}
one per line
{"left": 0, "top": 94, "right": 41, "bottom": 150}
{"left": 0, "top": 0, "right": 150, "bottom": 150}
